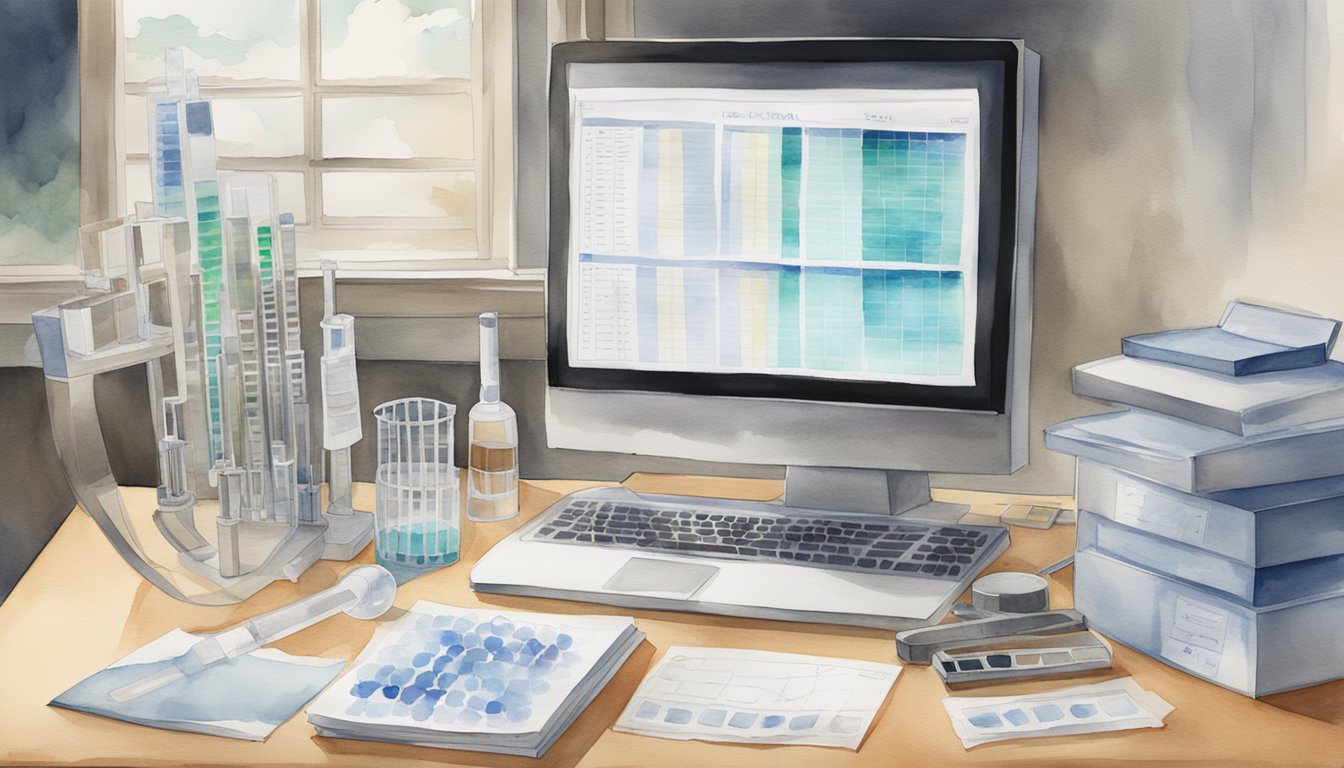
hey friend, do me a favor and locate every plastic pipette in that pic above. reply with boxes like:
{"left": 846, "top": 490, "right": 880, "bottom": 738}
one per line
{"left": 110, "top": 564, "right": 397, "bottom": 702}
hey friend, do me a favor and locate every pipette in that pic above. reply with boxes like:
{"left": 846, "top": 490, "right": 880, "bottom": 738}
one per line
{"left": 110, "top": 564, "right": 397, "bottom": 702}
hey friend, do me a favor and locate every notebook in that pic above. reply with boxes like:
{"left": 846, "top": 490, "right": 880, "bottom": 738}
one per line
{"left": 1073, "top": 355, "right": 1344, "bottom": 436}
{"left": 306, "top": 600, "right": 644, "bottom": 757}
{"left": 1121, "top": 301, "right": 1340, "bottom": 376}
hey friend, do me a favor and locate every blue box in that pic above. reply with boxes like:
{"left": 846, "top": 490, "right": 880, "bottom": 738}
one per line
{"left": 1074, "top": 546, "right": 1344, "bottom": 697}
{"left": 1076, "top": 509, "right": 1344, "bottom": 605}
{"left": 1075, "top": 460, "right": 1344, "bottom": 568}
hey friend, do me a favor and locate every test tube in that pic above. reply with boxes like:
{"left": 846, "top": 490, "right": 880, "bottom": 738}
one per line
{"left": 217, "top": 467, "right": 244, "bottom": 578}
{"left": 320, "top": 260, "right": 361, "bottom": 516}
{"left": 158, "top": 397, "right": 190, "bottom": 503}
{"left": 271, "top": 441, "right": 298, "bottom": 524}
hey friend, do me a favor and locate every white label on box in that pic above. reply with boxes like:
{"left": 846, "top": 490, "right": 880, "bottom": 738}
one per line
{"left": 1113, "top": 482, "right": 1208, "bottom": 546}
{"left": 1161, "top": 595, "right": 1227, "bottom": 677}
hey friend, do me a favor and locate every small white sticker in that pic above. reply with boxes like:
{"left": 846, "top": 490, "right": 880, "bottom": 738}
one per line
{"left": 1161, "top": 595, "right": 1227, "bottom": 677}
{"left": 1113, "top": 482, "right": 1208, "bottom": 546}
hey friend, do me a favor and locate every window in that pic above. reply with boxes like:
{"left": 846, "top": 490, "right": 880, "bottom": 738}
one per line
{"left": 119, "top": 0, "right": 510, "bottom": 272}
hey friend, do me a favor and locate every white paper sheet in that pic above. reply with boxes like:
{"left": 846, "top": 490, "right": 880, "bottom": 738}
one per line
{"left": 941, "top": 676, "right": 1174, "bottom": 749}
{"left": 614, "top": 646, "right": 901, "bottom": 749}
{"left": 50, "top": 628, "right": 344, "bottom": 741}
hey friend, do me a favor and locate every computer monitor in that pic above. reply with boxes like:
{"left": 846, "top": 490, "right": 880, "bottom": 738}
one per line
{"left": 546, "top": 39, "right": 1039, "bottom": 518}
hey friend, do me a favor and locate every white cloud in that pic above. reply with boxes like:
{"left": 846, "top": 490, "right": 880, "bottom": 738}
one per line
{"left": 322, "top": 0, "right": 469, "bottom": 80}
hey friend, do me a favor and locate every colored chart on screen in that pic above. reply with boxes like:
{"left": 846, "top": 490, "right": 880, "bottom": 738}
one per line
{"left": 569, "top": 88, "right": 980, "bottom": 385}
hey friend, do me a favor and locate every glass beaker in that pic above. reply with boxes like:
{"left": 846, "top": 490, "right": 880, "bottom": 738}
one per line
{"left": 374, "top": 398, "right": 459, "bottom": 572}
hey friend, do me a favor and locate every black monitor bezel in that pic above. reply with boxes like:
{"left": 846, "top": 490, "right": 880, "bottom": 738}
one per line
{"left": 547, "top": 39, "right": 1021, "bottom": 413}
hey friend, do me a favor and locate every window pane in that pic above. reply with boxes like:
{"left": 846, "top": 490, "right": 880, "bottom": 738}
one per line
{"left": 274, "top": 171, "right": 309, "bottom": 225}
{"left": 125, "top": 162, "right": 152, "bottom": 215}
{"left": 321, "top": 95, "right": 473, "bottom": 159}
{"left": 124, "top": 0, "right": 300, "bottom": 83}
{"left": 321, "top": 171, "right": 475, "bottom": 220}
{"left": 321, "top": 0, "right": 472, "bottom": 81}
{"left": 125, "top": 95, "right": 149, "bottom": 155}
{"left": 213, "top": 97, "right": 305, "bottom": 157}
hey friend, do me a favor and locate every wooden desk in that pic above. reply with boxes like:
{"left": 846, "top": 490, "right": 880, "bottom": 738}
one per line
{"left": 1, "top": 476, "right": 1341, "bottom": 767}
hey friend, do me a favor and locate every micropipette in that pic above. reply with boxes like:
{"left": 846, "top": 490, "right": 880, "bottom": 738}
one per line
{"left": 110, "top": 564, "right": 397, "bottom": 702}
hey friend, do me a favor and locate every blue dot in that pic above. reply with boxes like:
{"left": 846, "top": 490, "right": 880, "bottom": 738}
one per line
{"left": 507, "top": 707, "right": 532, "bottom": 723}
{"left": 493, "top": 649, "right": 514, "bottom": 665}
{"left": 381, "top": 685, "right": 400, "bottom": 699}
{"left": 969, "top": 712, "right": 1003, "bottom": 728}
{"left": 485, "top": 700, "right": 505, "bottom": 714}
{"left": 439, "top": 630, "right": 461, "bottom": 646}
{"left": 458, "top": 709, "right": 482, "bottom": 725}
{"left": 376, "top": 664, "right": 396, "bottom": 681}
{"left": 436, "top": 672, "right": 458, "bottom": 689}
{"left": 465, "top": 648, "right": 489, "bottom": 663}
{"left": 452, "top": 617, "right": 474, "bottom": 632}
{"left": 531, "top": 679, "right": 550, "bottom": 694}
{"left": 1032, "top": 704, "right": 1065, "bottom": 722}
{"left": 463, "top": 632, "right": 480, "bottom": 647}
{"left": 413, "top": 652, "right": 433, "bottom": 667}
{"left": 540, "top": 645, "right": 560, "bottom": 663}
{"left": 665, "top": 708, "right": 693, "bottom": 724}
{"left": 411, "top": 701, "right": 435, "bottom": 722}
{"left": 468, "top": 695, "right": 488, "bottom": 711}
{"left": 446, "top": 644, "right": 465, "bottom": 658}
{"left": 464, "top": 676, "right": 480, "bottom": 691}
{"left": 513, "top": 626, "right": 535, "bottom": 641}
{"left": 507, "top": 679, "right": 530, "bottom": 693}
{"left": 482, "top": 678, "right": 506, "bottom": 696}
{"left": 1003, "top": 708, "right": 1029, "bottom": 726}
{"left": 432, "top": 656, "right": 451, "bottom": 674}
{"left": 484, "top": 636, "right": 504, "bottom": 652}
{"left": 432, "top": 615, "right": 452, "bottom": 628}
{"left": 390, "top": 667, "right": 414, "bottom": 686}
{"left": 525, "top": 638, "right": 544, "bottom": 655}
{"left": 1070, "top": 703, "right": 1098, "bottom": 718}
{"left": 761, "top": 715, "right": 785, "bottom": 728}
{"left": 445, "top": 690, "right": 465, "bottom": 707}
{"left": 458, "top": 661, "right": 475, "bottom": 676}
{"left": 490, "top": 619, "right": 514, "bottom": 636}
{"left": 556, "top": 633, "right": 573, "bottom": 650}
{"left": 502, "top": 691, "right": 527, "bottom": 710}
{"left": 729, "top": 712, "right": 757, "bottom": 729}
{"left": 424, "top": 688, "right": 446, "bottom": 703}
{"left": 353, "top": 680, "right": 381, "bottom": 698}
{"left": 400, "top": 685, "right": 425, "bottom": 704}
{"left": 789, "top": 714, "right": 818, "bottom": 731}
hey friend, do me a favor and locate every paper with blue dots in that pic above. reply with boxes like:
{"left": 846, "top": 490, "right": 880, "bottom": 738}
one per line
{"left": 614, "top": 646, "right": 902, "bottom": 749}
{"left": 307, "top": 600, "right": 637, "bottom": 739}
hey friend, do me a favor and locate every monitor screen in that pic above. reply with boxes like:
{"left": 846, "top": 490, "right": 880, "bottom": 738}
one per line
{"left": 567, "top": 86, "right": 980, "bottom": 386}
{"left": 548, "top": 40, "right": 1022, "bottom": 414}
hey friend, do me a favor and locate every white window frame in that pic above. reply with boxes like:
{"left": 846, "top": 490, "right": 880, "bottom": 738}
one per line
{"left": 115, "top": 0, "right": 514, "bottom": 276}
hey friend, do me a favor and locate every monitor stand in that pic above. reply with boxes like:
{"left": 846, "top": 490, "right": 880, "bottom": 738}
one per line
{"left": 783, "top": 466, "right": 971, "bottom": 523}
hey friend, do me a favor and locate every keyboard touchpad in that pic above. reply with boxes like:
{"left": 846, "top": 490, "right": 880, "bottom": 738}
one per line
{"left": 602, "top": 557, "right": 718, "bottom": 597}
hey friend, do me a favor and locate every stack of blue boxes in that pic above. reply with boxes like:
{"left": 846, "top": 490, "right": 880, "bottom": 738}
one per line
{"left": 1045, "top": 302, "right": 1344, "bottom": 697}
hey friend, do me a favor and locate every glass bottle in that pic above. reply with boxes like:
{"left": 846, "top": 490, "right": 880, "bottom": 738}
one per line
{"left": 466, "top": 312, "right": 520, "bottom": 521}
